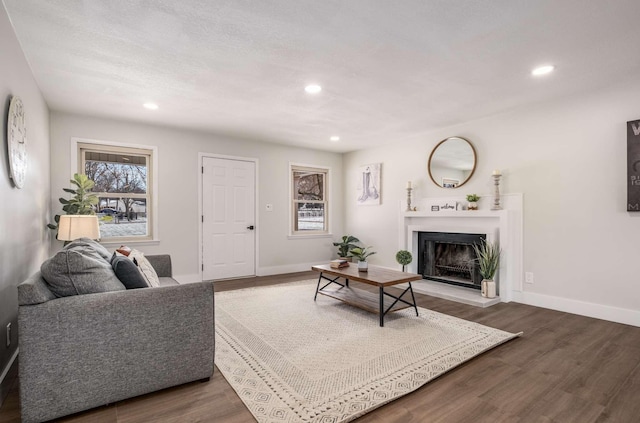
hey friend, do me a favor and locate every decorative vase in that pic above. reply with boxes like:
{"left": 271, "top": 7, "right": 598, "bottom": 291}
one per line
{"left": 357, "top": 260, "right": 368, "bottom": 272}
{"left": 486, "top": 280, "right": 496, "bottom": 298}
{"left": 468, "top": 201, "right": 478, "bottom": 210}
{"left": 481, "top": 279, "right": 496, "bottom": 298}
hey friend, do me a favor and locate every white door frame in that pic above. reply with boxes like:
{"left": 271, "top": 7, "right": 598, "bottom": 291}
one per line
{"left": 198, "top": 152, "right": 259, "bottom": 281}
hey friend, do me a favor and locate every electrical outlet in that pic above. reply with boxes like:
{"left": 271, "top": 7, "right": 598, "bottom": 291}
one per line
{"left": 525, "top": 272, "right": 534, "bottom": 284}
{"left": 6, "top": 323, "right": 11, "bottom": 347}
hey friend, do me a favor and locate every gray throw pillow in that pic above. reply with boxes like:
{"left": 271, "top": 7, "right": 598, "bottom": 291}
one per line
{"left": 64, "top": 237, "right": 112, "bottom": 261}
{"left": 112, "top": 256, "right": 150, "bottom": 289}
{"left": 41, "top": 244, "right": 125, "bottom": 297}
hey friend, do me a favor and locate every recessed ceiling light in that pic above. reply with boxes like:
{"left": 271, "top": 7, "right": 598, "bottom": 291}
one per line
{"left": 304, "top": 84, "right": 322, "bottom": 94}
{"left": 531, "top": 65, "right": 555, "bottom": 76}
{"left": 143, "top": 102, "right": 159, "bottom": 110}
{"left": 330, "top": 136, "right": 340, "bottom": 142}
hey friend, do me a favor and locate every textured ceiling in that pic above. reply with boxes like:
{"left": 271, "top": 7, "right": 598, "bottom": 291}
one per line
{"left": 4, "top": 0, "right": 640, "bottom": 152}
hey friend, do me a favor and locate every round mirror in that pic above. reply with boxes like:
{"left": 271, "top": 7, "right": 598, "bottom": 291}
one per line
{"left": 428, "top": 137, "right": 477, "bottom": 188}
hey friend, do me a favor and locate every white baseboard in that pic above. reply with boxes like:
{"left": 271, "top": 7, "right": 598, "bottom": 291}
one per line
{"left": 511, "top": 291, "right": 640, "bottom": 327}
{"left": 174, "top": 273, "right": 202, "bottom": 284}
{"left": 257, "top": 262, "right": 317, "bottom": 277}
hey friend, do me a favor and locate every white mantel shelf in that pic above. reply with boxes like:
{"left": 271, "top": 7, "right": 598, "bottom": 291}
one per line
{"left": 399, "top": 194, "right": 524, "bottom": 304}
{"left": 403, "top": 210, "right": 507, "bottom": 218}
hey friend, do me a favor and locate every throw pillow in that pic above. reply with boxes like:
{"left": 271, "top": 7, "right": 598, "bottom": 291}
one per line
{"left": 64, "top": 237, "right": 112, "bottom": 261}
{"left": 128, "top": 249, "right": 160, "bottom": 287}
{"left": 112, "top": 256, "right": 150, "bottom": 289}
{"left": 41, "top": 244, "right": 125, "bottom": 297}
{"left": 116, "top": 245, "right": 132, "bottom": 256}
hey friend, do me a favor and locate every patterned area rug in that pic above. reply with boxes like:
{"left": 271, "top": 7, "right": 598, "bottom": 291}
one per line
{"left": 215, "top": 280, "right": 521, "bottom": 423}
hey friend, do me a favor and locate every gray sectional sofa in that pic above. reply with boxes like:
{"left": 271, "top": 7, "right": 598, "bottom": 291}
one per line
{"left": 17, "top": 241, "right": 214, "bottom": 423}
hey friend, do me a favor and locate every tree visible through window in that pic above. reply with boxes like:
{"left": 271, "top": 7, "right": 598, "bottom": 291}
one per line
{"left": 79, "top": 142, "right": 153, "bottom": 240}
{"left": 291, "top": 165, "right": 329, "bottom": 234}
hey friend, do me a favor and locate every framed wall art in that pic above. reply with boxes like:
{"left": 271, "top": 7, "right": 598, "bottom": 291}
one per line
{"left": 356, "top": 163, "right": 381, "bottom": 206}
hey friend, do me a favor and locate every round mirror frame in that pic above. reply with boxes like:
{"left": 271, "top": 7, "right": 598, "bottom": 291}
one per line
{"left": 427, "top": 136, "right": 477, "bottom": 189}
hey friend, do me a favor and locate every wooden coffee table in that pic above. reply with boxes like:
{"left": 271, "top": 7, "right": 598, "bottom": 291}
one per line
{"left": 312, "top": 263, "right": 422, "bottom": 327}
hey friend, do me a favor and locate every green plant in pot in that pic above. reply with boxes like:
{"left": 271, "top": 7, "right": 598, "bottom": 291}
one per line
{"left": 396, "top": 250, "right": 413, "bottom": 272}
{"left": 333, "top": 235, "right": 360, "bottom": 261}
{"left": 350, "top": 246, "right": 376, "bottom": 272}
{"left": 48, "top": 174, "right": 99, "bottom": 240}
{"left": 466, "top": 194, "right": 480, "bottom": 211}
{"left": 472, "top": 239, "right": 501, "bottom": 298}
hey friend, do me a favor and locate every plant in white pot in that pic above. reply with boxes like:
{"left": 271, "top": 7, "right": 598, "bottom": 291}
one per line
{"left": 349, "top": 246, "right": 376, "bottom": 272}
{"left": 332, "top": 235, "right": 360, "bottom": 261}
{"left": 472, "top": 239, "right": 501, "bottom": 298}
{"left": 466, "top": 194, "right": 480, "bottom": 210}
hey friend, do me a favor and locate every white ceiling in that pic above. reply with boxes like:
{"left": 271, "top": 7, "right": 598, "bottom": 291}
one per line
{"left": 4, "top": 0, "right": 640, "bottom": 153}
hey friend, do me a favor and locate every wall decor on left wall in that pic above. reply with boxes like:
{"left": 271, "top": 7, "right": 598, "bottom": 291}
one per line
{"left": 7, "top": 96, "right": 27, "bottom": 188}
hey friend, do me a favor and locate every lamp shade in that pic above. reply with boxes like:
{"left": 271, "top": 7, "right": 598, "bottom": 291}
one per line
{"left": 57, "top": 215, "right": 101, "bottom": 241}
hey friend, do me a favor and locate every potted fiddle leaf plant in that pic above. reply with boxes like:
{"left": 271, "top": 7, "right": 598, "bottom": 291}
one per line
{"left": 472, "top": 239, "right": 501, "bottom": 298}
{"left": 395, "top": 250, "right": 413, "bottom": 272}
{"left": 47, "top": 173, "right": 99, "bottom": 239}
{"left": 333, "top": 235, "right": 360, "bottom": 261}
{"left": 350, "top": 246, "right": 376, "bottom": 272}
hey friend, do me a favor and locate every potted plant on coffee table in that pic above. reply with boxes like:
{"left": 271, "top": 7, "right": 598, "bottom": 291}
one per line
{"left": 349, "top": 246, "right": 376, "bottom": 272}
{"left": 472, "top": 239, "right": 501, "bottom": 298}
{"left": 333, "top": 235, "right": 360, "bottom": 261}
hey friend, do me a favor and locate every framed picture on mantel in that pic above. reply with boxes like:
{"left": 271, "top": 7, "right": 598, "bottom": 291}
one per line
{"left": 627, "top": 119, "right": 640, "bottom": 211}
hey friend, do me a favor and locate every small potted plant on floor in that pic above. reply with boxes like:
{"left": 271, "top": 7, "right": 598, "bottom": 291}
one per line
{"left": 333, "top": 235, "right": 360, "bottom": 261}
{"left": 350, "top": 246, "right": 376, "bottom": 272}
{"left": 466, "top": 194, "right": 480, "bottom": 210}
{"left": 396, "top": 250, "right": 413, "bottom": 272}
{"left": 472, "top": 239, "right": 501, "bottom": 298}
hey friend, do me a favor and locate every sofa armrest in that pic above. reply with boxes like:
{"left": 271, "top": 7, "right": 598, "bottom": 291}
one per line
{"left": 18, "top": 281, "right": 214, "bottom": 423}
{"left": 146, "top": 254, "right": 172, "bottom": 277}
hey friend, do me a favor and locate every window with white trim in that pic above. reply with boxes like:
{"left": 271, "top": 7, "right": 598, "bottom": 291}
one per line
{"left": 291, "top": 164, "right": 329, "bottom": 235}
{"left": 78, "top": 142, "right": 154, "bottom": 241}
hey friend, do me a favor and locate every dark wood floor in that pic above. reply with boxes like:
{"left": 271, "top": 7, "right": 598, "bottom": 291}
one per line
{"left": 1, "top": 272, "right": 639, "bottom": 423}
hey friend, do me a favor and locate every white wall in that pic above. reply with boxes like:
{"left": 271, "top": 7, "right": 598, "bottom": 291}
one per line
{"left": 344, "top": 79, "right": 640, "bottom": 326}
{"left": 0, "top": 4, "right": 50, "bottom": 402}
{"left": 50, "top": 112, "right": 343, "bottom": 280}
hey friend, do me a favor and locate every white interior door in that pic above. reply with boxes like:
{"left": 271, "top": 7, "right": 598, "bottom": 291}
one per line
{"left": 202, "top": 157, "right": 255, "bottom": 280}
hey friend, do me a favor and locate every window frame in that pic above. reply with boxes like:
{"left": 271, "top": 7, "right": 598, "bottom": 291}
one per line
{"left": 71, "top": 138, "right": 159, "bottom": 244}
{"left": 289, "top": 163, "right": 331, "bottom": 237}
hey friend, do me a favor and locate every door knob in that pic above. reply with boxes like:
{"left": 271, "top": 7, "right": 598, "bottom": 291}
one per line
{"left": 247, "top": 225, "right": 255, "bottom": 230}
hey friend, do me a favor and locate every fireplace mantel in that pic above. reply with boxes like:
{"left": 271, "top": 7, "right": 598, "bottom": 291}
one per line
{"left": 398, "top": 194, "right": 523, "bottom": 302}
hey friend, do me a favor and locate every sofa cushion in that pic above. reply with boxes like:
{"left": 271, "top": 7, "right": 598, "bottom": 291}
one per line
{"left": 112, "top": 256, "right": 150, "bottom": 289}
{"left": 129, "top": 249, "right": 160, "bottom": 287}
{"left": 41, "top": 244, "right": 125, "bottom": 297}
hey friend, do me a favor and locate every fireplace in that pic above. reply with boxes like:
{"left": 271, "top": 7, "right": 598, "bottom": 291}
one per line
{"left": 418, "top": 232, "right": 486, "bottom": 289}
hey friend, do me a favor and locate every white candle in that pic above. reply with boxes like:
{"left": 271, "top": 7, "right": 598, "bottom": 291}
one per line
{"left": 492, "top": 169, "right": 501, "bottom": 176}
{"left": 407, "top": 181, "right": 412, "bottom": 189}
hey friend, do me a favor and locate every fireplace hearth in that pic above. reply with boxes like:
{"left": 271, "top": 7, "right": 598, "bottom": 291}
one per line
{"left": 418, "top": 232, "right": 486, "bottom": 289}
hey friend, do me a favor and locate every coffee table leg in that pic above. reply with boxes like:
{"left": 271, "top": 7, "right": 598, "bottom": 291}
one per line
{"left": 409, "top": 282, "right": 419, "bottom": 316}
{"left": 314, "top": 273, "right": 323, "bottom": 301}
{"left": 379, "top": 287, "right": 384, "bottom": 327}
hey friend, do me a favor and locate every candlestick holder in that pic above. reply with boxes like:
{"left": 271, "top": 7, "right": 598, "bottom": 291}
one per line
{"left": 491, "top": 174, "right": 502, "bottom": 210}
{"left": 406, "top": 187, "right": 413, "bottom": 212}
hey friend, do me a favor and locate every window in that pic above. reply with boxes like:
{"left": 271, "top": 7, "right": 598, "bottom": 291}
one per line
{"left": 291, "top": 164, "right": 329, "bottom": 235}
{"left": 77, "top": 141, "right": 155, "bottom": 242}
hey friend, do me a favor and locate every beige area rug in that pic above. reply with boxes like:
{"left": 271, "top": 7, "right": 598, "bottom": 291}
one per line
{"left": 215, "top": 280, "right": 521, "bottom": 423}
